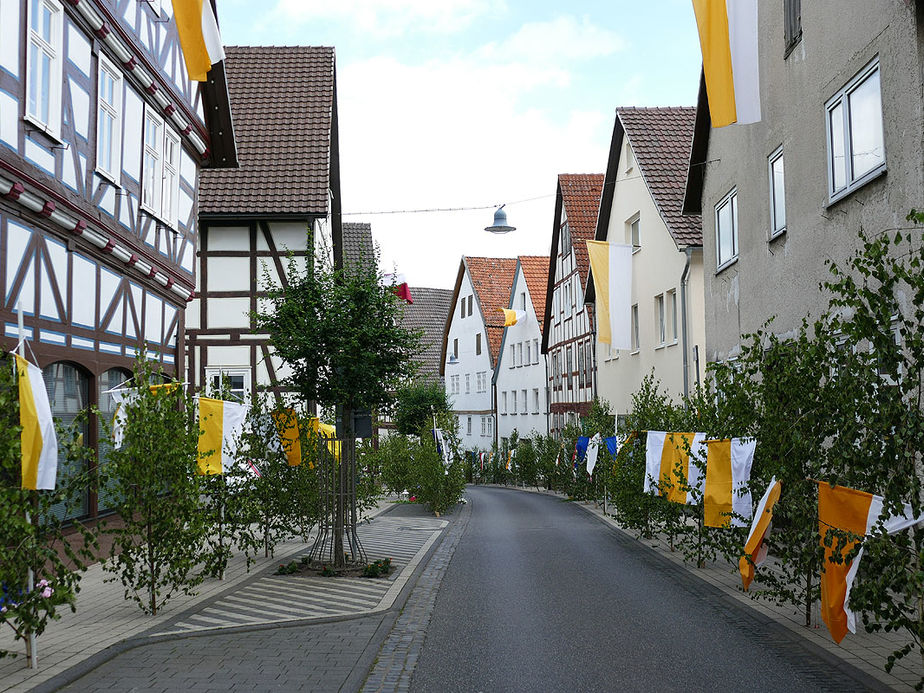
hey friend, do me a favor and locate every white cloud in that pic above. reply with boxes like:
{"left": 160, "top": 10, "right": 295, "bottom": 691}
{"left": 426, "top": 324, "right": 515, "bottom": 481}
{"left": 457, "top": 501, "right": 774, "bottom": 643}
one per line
{"left": 479, "top": 15, "right": 626, "bottom": 65}
{"left": 269, "top": 0, "right": 501, "bottom": 37}
{"left": 337, "top": 52, "right": 612, "bottom": 289}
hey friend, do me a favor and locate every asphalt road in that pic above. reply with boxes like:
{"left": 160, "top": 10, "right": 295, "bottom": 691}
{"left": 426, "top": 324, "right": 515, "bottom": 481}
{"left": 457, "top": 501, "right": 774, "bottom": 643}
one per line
{"left": 410, "top": 486, "right": 884, "bottom": 693}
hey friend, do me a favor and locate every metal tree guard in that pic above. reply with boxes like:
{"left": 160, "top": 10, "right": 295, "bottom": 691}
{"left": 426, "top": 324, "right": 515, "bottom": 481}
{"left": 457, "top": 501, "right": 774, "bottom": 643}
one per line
{"left": 308, "top": 430, "right": 366, "bottom": 566}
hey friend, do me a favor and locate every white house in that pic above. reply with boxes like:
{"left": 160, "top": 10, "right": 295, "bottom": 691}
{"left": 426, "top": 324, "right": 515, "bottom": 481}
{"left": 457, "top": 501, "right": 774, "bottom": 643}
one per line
{"left": 495, "top": 256, "right": 548, "bottom": 446}
{"left": 587, "top": 107, "right": 706, "bottom": 422}
{"left": 440, "top": 256, "right": 516, "bottom": 450}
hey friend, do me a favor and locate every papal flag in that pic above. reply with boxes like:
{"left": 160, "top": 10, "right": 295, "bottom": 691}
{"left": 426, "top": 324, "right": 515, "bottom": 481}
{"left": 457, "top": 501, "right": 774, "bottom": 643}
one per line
{"left": 817, "top": 482, "right": 924, "bottom": 643}
{"left": 692, "top": 0, "right": 761, "bottom": 127}
{"left": 644, "top": 431, "right": 706, "bottom": 504}
{"left": 703, "top": 438, "right": 756, "bottom": 528}
{"left": 586, "top": 241, "right": 632, "bottom": 349}
{"left": 110, "top": 383, "right": 180, "bottom": 449}
{"left": 739, "top": 476, "right": 781, "bottom": 591}
{"left": 197, "top": 397, "right": 248, "bottom": 475}
{"left": 586, "top": 433, "right": 601, "bottom": 475}
{"left": 499, "top": 308, "right": 526, "bottom": 327}
{"left": 171, "top": 0, "right": 225, "bottom": 81}
{"left": 272, "top": 408, "right": 302, "bottom": 466}
{"left": 14, "top": 354, "right": 57, "bottom": 490}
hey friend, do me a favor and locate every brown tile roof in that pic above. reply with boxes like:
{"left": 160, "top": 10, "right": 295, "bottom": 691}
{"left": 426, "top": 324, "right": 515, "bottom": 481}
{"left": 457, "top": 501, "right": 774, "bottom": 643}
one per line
{"left": 518, "top": 255, "right": 549, "bottom": 334}
{"left": 559, "top": 174, "right": 604, "bottom": 290}
{"left": 617, "top": 107, "right": 702, "bottom": 246}
{"left": 199, "top": 46, "right": 334, "bottom": 216}
{"left": 465, "top": 257, "right": 517, "bottom": 366}
{"left": 343, "top": 222, "right": 375, "bottom": 272}
{"left": 399, "top": 287, "right": 453, "bottom": 383}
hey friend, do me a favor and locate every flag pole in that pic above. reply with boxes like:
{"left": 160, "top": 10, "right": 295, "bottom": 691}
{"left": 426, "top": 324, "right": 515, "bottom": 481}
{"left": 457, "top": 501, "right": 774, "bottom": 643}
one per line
{"left": 17, "top": 299, "right": 38, "bottom": 669}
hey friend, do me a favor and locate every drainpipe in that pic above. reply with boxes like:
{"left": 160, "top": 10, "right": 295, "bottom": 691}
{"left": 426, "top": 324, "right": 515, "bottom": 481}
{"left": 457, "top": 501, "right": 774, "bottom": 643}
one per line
{"left": 680, "top": 247, "right": 693, "bottom": 403}
{"left": 493, "top": 376, "right": 498, "bottom": 450}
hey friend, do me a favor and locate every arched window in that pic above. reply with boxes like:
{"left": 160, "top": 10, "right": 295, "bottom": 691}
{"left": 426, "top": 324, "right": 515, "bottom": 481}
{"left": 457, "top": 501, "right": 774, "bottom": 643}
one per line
{"left": 97, "top": 368, "right": 131, "bottom": 513}
{"left": 42, "top": 361, "right": 89, "bottom": 521}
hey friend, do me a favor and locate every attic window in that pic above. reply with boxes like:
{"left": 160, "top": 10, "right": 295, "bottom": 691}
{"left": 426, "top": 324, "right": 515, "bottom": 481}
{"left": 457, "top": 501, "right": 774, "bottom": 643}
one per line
{"left": 625, "top": 143, "right": 635, "bottom": 172}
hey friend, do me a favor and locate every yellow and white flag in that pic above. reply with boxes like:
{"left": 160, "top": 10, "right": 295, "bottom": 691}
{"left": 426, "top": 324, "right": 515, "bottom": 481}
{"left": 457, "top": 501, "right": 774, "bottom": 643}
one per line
{"left": 586, "top": 433, "right": 601, "bottom": 475}
{"left": 644, "top": 431, "right": 706, "bottom": 504}
{"left": 272, "top": 408, "right": 302, "bottom": 466}
{"left": 586, "top": 241, "right": 632, "bottom": 349}
{"left": 691, "top": 0, "right": 761, "bottom": 127}
{"left": 15, "top": 354, "right": 57, "bottom": 490}
{"left": 739, "top": 476, "right": 781, "bottom": 591}
{"left": 110, "top": 389, "right": 137, "bottom": 450}
{"left": 703, "top": 437, "right": 756, "bottom": 527}
{"left": 197, "top": 397, "right": 248, "bottom": 475}
{"left": 171, "top": 0, "right": 225, "bottom": 81}
{"left": 498, "top": 308, "right": 526, "bottom": 327}
{"left": 817, "top": 483, "right": 924, "bottom": 644}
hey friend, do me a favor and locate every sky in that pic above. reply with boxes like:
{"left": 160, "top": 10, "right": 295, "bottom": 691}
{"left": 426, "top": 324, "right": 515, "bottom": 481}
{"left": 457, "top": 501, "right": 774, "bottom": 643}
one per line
{"left": 217, "top": 0, "right": 703, "bottom": 289}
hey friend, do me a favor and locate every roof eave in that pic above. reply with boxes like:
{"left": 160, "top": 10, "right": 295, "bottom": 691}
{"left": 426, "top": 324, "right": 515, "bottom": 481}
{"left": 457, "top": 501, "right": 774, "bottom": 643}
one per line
{"left": 682, "top": 70, "right": 711, "bottom": 216}
{"left": 200, "top": 60, "right": 238, "bottom": 169}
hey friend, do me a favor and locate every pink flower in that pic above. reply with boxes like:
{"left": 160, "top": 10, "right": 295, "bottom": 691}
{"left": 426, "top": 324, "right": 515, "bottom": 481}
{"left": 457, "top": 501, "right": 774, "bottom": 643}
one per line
{"left": 41, "top": 587, "right": 53, "bottom": 599}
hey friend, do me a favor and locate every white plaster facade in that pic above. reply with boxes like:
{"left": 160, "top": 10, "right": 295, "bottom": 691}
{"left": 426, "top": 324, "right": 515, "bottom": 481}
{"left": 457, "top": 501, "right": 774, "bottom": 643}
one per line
{"left": 593, "top": 112, "right": 706, "bottom": 420}
{"left": 495, "top": 262, "right": 547, "bottom": 445}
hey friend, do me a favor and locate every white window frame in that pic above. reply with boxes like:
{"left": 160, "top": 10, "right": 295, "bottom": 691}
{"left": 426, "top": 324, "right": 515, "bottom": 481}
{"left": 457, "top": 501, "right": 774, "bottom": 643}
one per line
{"left": 521, "top": 389, "right": 527, "bottom": 415}
{"left": 631, "top": 303, "right": 640, "bottom": 353}
{"left": 25, "top": 0, "right": 64, "bottom": 139}
{"left": 142, "top": 108, "right": 164, "bottom": 215}
{"left": 161, "top": 127, "right": 180, "bottom": 228}
{"left": 205, "top": 367, "right": 251, "bottom": 403}
{"left": 465, "top": 373, "right": 471, "bottom": 394}
{"left": 667, "top": 289, "right": 678, "bottom": 343}
{"left": 96, "top": 53, "right": 122, "bottom": 183}
{"left": 627, "top": 214, "right": 641, "bottom": 253}
{"left": 533, "top": 388, "right": 540, "bottom": 414}
{"left": 715, "top": 188, "right": 738, "bottom": 271}
{"left": 501, "top": 391, "right": 507, "bottom": 415}
{"left": 768, "top": 146, "right": 786, "bottom": 238}
{"left": 655, "top": 294, "right": 666, "bottom": 346}
{"left": 825, "top": 57, "right": 885, "bottom": 204}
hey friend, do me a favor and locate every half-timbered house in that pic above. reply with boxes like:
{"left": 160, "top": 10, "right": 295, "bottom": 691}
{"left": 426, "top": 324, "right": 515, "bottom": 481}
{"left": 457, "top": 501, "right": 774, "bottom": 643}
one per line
{"left": 0, "top": 0, "right": 235, "bottom": 521}
{"left": 188, "top": 45, "right": 346, "bottom": 403}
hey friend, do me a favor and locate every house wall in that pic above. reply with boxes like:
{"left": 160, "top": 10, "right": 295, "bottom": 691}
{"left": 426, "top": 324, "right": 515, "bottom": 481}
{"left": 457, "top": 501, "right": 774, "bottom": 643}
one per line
{"left": 188, "top": 219, "right": 311, "bottom": 403}
{"left": 444, "top": 268, "right": 493, "bottom": 450}
{"left": 701, "top": 1, "right": 924, "bottom": 362}
{"left": 0, "top": 0, "right": 208, "bottom": 521}
{"left": 495, "top": 266, "right": 546, "bottom": 444}
{"left": 547, "top": 206, "right": 594, "bottom": 435}
{"left": 597, "top": 137, "right": 706, "bottom": 415}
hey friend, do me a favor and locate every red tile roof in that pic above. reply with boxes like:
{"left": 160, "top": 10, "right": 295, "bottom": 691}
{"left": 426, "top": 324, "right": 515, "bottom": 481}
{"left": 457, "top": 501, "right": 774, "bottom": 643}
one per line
{"left": 465, "top": 257, "right": 517, "bottom": 366}
{"left": 518, "top": 255, "right": 549, "bottom": 334}
{"left": 199, "top": 46, "right": 334, "bottom": 216}
{"left": 559, "top": 173, "right": 604, "bottom": 290}
{"left": 617, "top": 107, "right": 702, "bottom": 246}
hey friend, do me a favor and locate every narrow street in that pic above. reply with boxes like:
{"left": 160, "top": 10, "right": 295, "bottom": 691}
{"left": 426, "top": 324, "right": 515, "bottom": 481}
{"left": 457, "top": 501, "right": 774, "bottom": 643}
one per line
{"left": 410, "top": 486, "right": 883, "bottom": 692}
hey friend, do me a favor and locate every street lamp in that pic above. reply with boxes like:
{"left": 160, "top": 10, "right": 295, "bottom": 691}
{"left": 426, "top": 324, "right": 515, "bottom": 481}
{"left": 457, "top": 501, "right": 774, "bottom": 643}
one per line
{"left": 485, "top": 204, "right": 515, "bottom": 234}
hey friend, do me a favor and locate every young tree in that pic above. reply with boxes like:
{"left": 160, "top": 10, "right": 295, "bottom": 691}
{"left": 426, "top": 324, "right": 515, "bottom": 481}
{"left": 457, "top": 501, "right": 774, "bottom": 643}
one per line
{"left": 255, "top": 251, "right": 420, "bottom": 567}
{"left": 393, "top": 381, "right": 450, "bottom": 436}
{"left": 102, "top": 358, "right": 204, "bottom": 615}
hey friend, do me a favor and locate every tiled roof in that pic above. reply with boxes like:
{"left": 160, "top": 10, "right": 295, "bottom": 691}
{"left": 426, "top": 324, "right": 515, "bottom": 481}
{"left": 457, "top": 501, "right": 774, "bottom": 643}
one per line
{"left": 343, "top": 222, "right": 375, "bottom": 272}
{"left": 199, "top": 46, "right": 334, "bottom": 216}
{"left": 399, "top": 287, "right": 453, "bottom": 383}
{"left": 465, "top": 257, "right": 518, "bottom": 366}
{"left": 518, "top": 255, "right": 549, "bottom": 334}
{"left": 560, "top": 174, "right": 604, "bottom": 289}
{"left": 617, "top": 107, "right": 702, "bottom": 246}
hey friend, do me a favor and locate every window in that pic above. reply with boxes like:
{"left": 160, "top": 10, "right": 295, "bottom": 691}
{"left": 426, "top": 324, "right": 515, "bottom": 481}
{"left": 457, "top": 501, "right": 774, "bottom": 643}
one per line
{"left": 517, "top": 343, "right": 523, "bottom": 366}
{"left": 533, "top": 388, "right": 540, "bottom": 414}
{"left": 784, "top": 0, "right": 802, "bottom": 57}
{"left": 475, "top": 333, "right": 482, "bottom": 355}
{"left": 481, "top": 417, "right": 487, "bottom": 436}
{"left": 655, "top": 294, "right": 666, "bottom": 345}
{"left": 768, "top": 147, "right": 786, "bottom": 237}
{"left": 96, "top": 54, "right": 122, "bottom": 181}
{"left": 715, "top": 188, "right": 738, "bottom": 269}
{"left": 625, "top": 143, "right": 635, "bottom": 172}
{"left": 453, "top": 339, "right": 458, "bottom": 359}
{"left": 511, "top": 390, "right": 517, "bottom": 414}
{"left": 566, "top": 347, "right": 573, "bottom": 389}
{"left": 465, "top": 373, "right": 471, "bottom": 394}
{"left": 578, "top": 346, "right": 585, "bottom": 388}
{"left": 161, "top": 128, "right": 180, "bottom": 228}
{"left": 667, "top": 289, "right": 678, "bottom": 342}
{"left": 561, "top": 222, "right": 571, "bottom": 254}
{"left": 467, "top": 417, "right": 472, "bottom": 435}
{"left": 520, "top": 292, "right": 527, "bottom": 310}
{"left": 533, "top": 339, "right": 539, "bottom": 364}
{"left": 26, "top": 0, "right": 64, "bottom": 138}
{"left": 502, "top": 391, "right": 507, "bottom": 414}
{"left": 460, "top": 300, "right": 465, "bottom": 319}
{"left": 628, "top": 215, "right": 641, "bottom": 252}
{"left": 142, "top": 109, "right": 164, "bottom": 215}
{"left": 487, "top": 417, "right": 493, "bottom": 437}
{"left": 521, "top": 390, "right": 527, "bottom": 414}
{"left": 467, "top": 295, "right": 473, "bottom": 316}
{"left": 207, "top": 368, "right": 250, "bottom": 403}
{"left": 631, "top": 304, "right": 640, "bottom": 352}
{"left": 525, "top": 341, "right": 531, "bottom": 365}
{"left": 826, "top": 58, "right": 885, "bottom": 203}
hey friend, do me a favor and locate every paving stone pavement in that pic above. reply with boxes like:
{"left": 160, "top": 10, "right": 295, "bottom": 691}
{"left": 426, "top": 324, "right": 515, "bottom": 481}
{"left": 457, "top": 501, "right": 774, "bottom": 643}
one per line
{"left": 360, "top": 499, "right": 472, "bottom": 693}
